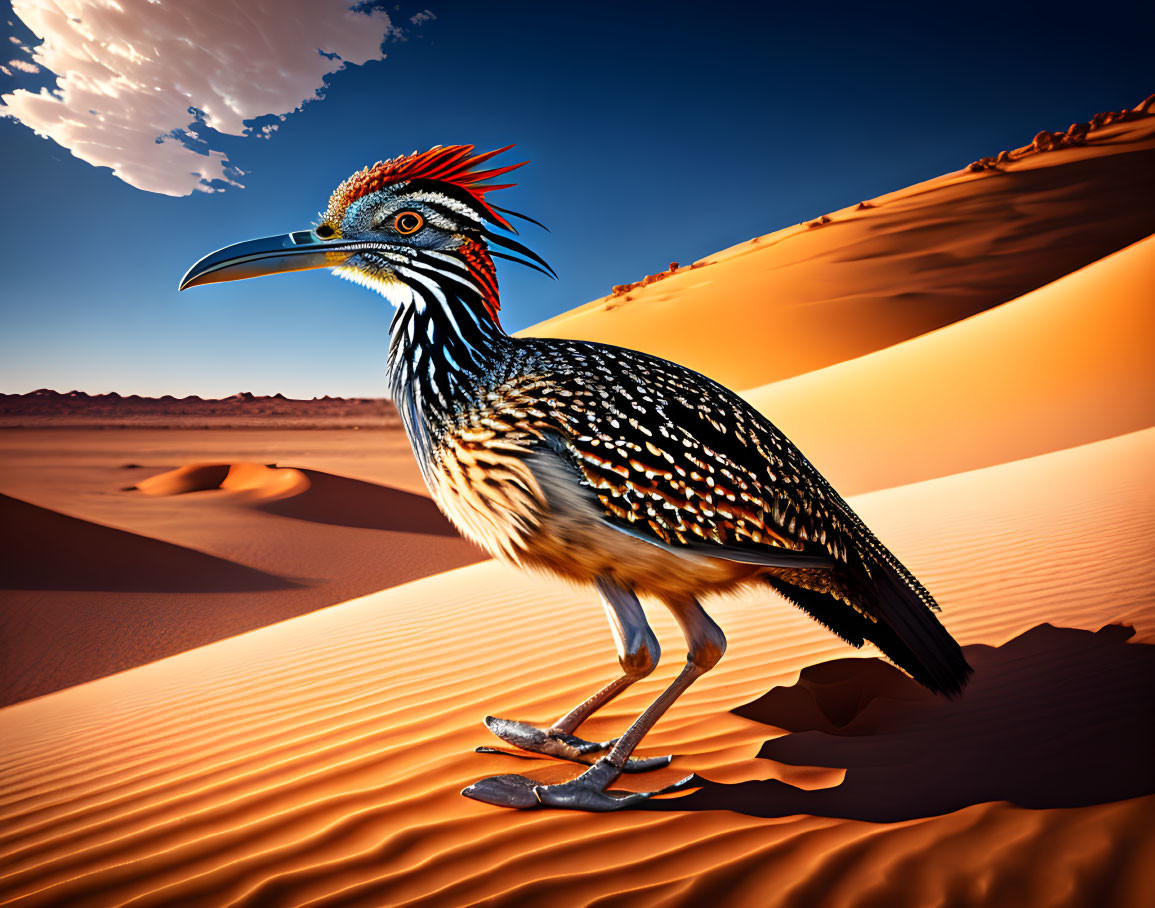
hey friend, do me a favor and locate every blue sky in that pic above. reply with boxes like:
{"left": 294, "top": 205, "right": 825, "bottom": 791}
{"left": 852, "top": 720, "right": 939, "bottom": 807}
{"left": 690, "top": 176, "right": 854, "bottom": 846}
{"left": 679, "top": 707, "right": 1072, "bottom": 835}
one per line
{"left": 1, "top": 1, "right": 1151, "bottom": 398}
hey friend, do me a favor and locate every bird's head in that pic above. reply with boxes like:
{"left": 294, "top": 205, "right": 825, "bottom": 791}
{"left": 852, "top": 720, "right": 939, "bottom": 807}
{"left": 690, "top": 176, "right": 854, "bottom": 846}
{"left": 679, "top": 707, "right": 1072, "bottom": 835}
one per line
{"left": 179, "top": 145, "right": 552, "bottom": 324}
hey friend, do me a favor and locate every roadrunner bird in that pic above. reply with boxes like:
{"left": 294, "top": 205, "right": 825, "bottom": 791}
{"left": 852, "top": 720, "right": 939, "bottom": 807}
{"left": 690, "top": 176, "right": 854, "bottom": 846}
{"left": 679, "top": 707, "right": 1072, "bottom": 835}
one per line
{"left": 181, "top": 145, "right": 972, "bottom": 811}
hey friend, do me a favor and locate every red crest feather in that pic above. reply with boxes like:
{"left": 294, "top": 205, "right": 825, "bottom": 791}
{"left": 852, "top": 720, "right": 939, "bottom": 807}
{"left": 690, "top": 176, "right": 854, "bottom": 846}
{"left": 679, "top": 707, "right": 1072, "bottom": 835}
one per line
{"left": 322, "top": 144, "right": 525, "bottom": 230}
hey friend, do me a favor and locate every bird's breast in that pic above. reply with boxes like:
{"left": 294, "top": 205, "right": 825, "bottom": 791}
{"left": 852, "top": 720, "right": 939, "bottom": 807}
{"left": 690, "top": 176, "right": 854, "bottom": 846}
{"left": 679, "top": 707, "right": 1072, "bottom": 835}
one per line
{"left": 424, "top": 424, "right": 550, "bottom": 563}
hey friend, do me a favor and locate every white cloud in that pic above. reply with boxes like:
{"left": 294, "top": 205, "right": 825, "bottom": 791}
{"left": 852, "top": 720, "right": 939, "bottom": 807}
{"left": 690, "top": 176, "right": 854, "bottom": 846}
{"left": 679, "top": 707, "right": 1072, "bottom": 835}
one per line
{"left": 1, "top": 0, "right": 397, "bottom": 196}
{"left": 410, "top": 10, "right": 436, "bottom": 26}
{"left": 7, "top": 58, "right": 39, "bottom": 73}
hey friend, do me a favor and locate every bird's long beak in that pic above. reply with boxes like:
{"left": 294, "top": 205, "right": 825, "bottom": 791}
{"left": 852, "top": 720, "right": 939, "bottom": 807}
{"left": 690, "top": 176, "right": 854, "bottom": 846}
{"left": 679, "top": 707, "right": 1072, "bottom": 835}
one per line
{"left": 179, "top": 230, "right": 357, "bottom": 291}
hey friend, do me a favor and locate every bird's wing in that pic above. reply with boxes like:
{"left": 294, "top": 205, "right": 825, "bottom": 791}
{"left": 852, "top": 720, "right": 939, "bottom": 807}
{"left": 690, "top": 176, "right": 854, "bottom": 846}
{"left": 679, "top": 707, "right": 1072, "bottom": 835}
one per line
{"left": 512, "top": 339, "right": 855, "bottom": 569}
{"left": 501, "top": 339, "right": 970, "bottom": 698}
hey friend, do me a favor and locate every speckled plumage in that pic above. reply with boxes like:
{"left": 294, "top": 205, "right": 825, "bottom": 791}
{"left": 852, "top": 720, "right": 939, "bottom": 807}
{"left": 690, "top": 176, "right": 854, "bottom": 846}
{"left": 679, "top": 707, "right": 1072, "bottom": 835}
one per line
{"left": 413, "top": 334, "right": 915, "bottom": 614}
{"left": 351, "top": 146, "right": 972, "bottom": 704}
{"left": 182, "top": 144, "right": 972, "bottom": 808}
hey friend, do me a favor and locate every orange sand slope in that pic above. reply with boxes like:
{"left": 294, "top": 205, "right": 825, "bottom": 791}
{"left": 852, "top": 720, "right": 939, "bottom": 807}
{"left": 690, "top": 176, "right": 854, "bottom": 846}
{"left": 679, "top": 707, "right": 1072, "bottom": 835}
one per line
{"left": 523, "top": 112, "right": 1155, "bottom": 391}
{"left": 2, "top": 428, "right": 1152, "bottom": 907}
{"left": 0, "top": 461, "right": 482, "bottom": 708}
{"left": 742, "top": 234, "right": 1155, "bottom": 495}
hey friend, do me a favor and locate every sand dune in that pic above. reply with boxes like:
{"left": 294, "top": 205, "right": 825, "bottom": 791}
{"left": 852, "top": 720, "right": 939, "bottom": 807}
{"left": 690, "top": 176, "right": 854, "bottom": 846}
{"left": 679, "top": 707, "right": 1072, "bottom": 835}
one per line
{"left": 522, "top": 111, "right": 1155, "bottom": 391}
{"left": 134, "top": 462, "right": 463, "bottom": 535}
{"left": 0, "top": 459, "right": 483, "bottom": 708}
{"left": 739, "top": 233, "right": 1155, "bottom": 494}
{"left": 133, "top": 462, "right": 311, "bottom": 501}
{"left": 1, "top": 427, "right": 1151, "bottom": 906}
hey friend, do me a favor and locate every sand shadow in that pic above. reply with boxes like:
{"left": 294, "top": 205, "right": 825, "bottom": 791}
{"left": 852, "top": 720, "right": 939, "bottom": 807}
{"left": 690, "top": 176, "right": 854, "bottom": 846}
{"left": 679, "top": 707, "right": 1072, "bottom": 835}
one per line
{"left": 648, "top": 623, "right": 1155, "bottom": 821}
{"left": 0, "top": 494, "right": 294, "bottom": 592}
{"left": 129, "top": 464, "right": 460, "bottom": 536}
{"left": 258, "top": 469, "right": 460, "bottom": 536}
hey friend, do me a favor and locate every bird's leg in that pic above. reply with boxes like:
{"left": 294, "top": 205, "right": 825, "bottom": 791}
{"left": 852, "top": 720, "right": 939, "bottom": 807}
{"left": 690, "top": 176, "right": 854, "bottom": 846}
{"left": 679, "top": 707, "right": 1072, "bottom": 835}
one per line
{"left": 465, "top": 595, "right": 725, "bottom": 810}
{"left": 482, "top": 577, "right": 669, "bottom": 771}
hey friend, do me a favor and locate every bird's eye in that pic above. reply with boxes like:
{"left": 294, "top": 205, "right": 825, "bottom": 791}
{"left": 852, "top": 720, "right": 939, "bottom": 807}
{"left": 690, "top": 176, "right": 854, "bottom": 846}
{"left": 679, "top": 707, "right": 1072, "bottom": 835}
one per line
{"left": 315, "top": 223, "right": 336, "bottom": 239}
{"left": 393, "top": 211, "right": 424, "bottom": 235}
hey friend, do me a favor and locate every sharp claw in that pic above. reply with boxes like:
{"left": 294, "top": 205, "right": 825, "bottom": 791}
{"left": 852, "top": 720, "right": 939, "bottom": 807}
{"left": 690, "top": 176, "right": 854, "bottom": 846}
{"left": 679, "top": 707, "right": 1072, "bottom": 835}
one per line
{"left": 656, "top": 773, "right": 699, "bottom": 795}
{"left": 485, "top": 717, "right": 660, "bottom": 769}
{"left": 620, "top": 753, "right": 673, "bottom": 773}
{"left": 474, "top": 745, "right": 537, "bottom": 760}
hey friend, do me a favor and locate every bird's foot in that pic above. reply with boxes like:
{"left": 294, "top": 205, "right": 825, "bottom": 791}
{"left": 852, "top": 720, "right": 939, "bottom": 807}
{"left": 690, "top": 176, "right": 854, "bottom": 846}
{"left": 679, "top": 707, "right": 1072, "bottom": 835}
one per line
{"left": 480, "top": 716, "right": 670, "bottom": 772}
{"left": 462, "top": 757, "right": 698, "bottom": 811}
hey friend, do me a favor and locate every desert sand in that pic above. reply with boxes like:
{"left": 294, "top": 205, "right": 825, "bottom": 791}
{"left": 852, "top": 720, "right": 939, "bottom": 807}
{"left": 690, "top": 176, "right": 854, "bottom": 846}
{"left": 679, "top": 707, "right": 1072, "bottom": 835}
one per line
{"left": 0, "top": 429, "right": 481, "bottom": 706}
{"left": 0, "top": 430, "right": 1151, "bottom": 906}
{"left": 2, "top": 102, "right": 1153, "bottom": 906}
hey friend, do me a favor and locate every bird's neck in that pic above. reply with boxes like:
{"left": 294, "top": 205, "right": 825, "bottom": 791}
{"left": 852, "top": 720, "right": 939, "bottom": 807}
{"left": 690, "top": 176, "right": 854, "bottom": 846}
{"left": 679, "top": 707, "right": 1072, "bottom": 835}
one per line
{"left": 385, "top": 251, "right": 512, "bottom": 461}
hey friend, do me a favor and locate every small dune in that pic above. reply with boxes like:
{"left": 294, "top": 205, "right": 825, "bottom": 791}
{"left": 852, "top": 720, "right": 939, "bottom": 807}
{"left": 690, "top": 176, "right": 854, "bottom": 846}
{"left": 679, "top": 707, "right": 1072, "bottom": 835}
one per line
{"left": 132, "top": 462, "right": 310, "bottom": 501}
{"left": 133, "top": 463, "right": 462, "bottom": 535}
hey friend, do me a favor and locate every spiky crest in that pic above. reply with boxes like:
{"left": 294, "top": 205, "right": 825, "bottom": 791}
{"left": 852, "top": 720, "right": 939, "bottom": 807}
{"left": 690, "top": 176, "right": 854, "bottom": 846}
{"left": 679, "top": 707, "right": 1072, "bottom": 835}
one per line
{"left": 322, "top": 145, "right": 525, "bottom": 230}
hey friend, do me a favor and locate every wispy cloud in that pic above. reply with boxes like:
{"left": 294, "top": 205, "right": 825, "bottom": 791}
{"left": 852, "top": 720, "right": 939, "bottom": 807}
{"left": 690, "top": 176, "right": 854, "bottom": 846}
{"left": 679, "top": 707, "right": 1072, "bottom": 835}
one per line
{"left": 1, "top": 0, "right": 399, "bottom": 196}
{"left": 6, "top": 58, "right": 39, "bottom": 73}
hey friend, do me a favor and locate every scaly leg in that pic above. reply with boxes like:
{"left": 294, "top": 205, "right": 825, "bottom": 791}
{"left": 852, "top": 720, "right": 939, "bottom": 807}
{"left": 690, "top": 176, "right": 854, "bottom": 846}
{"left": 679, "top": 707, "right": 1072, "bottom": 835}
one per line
{"left": 464, "top": 594, "right": 726, "bottom": 810}
{"left": 481, "top": 577, "right": 669, "bottom": 772}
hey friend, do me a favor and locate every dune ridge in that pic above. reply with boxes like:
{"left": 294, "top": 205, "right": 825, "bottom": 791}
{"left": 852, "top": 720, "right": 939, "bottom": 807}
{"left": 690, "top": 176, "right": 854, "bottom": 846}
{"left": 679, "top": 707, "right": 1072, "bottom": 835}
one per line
{"left": 741, "top": 233, "right": 1155, "bottom": 494}
{"left": 522, "top": 108, "right": 1155, "bottom": 391}
{"left": 1, "top": 427, "right": 1151, "bottom": 906}
{"left": 132, "top": 462, "right": 311, "bottom": 501}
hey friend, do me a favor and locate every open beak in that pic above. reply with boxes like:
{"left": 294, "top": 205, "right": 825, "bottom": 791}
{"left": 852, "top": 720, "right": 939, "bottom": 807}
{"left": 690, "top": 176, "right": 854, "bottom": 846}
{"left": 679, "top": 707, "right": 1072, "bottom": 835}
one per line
{"left": 179, "top": 230, "right": 359, "bottom": 291}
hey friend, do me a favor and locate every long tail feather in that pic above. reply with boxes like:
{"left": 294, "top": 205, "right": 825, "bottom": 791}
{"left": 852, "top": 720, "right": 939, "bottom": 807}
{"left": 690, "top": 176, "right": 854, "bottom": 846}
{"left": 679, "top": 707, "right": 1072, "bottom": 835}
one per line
{"left": 765, "top": 560, "right": 972, "bottom": 698}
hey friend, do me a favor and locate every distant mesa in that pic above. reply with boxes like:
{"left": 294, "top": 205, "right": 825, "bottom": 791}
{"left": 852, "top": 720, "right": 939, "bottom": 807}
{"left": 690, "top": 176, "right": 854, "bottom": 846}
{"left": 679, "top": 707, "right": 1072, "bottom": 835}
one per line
{"left": 967, "top": 95, "right": 1155, "bottom": 172}
{"left": 0, "top": 389, "right": 401, "bottom": 428}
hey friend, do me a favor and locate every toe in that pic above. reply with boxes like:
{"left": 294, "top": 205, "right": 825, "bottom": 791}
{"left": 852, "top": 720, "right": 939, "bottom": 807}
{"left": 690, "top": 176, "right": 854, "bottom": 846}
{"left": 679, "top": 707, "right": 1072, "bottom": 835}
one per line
{"left": 531, "top": 760, "right": 701, "bottom": 811}
{"left": 461, "top": 773, "right": 543, "bottom": 809}
{"left": 484, "top": 716, "right": 612, "bottom": 763}
{"left": 620, "top": 753, "right": 673, "bottom": 773}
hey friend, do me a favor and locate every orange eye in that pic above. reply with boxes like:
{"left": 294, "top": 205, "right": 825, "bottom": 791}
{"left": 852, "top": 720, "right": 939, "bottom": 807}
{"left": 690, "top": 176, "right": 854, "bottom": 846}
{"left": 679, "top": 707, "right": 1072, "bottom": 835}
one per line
{"left": 394, "top": 211, "right": 424, "bottom": 235}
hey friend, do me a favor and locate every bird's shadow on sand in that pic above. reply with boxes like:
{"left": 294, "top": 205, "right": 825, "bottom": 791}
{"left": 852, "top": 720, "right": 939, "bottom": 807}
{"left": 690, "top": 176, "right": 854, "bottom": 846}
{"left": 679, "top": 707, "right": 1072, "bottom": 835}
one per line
{"left": 645, "top": 623, "right": 1155, "bottom": 821}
